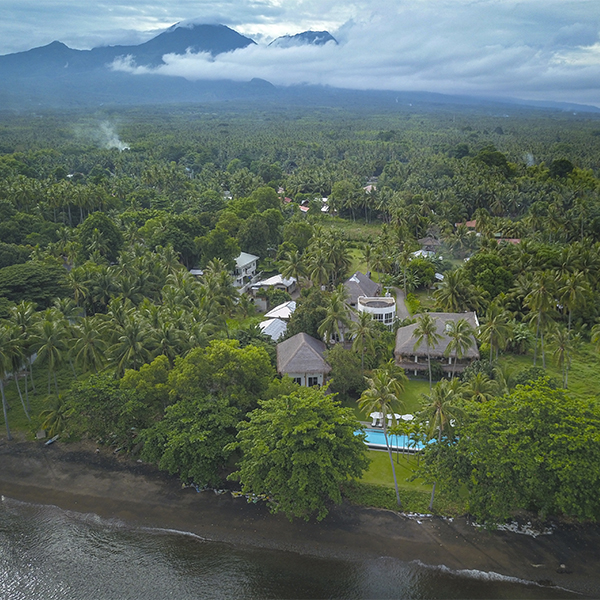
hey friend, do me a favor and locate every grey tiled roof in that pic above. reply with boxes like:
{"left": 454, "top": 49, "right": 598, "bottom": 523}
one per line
{"left": 344, "top": 271, "right": 380, "bottom": 305}
{"left": 277, "top": 333, "right": 332, "bottom": 375}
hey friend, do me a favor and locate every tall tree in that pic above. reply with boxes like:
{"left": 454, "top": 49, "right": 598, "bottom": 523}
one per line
{"left": 524, "top": 270, "right": 556, "bottom": 368}
{"left": 478, "top": 302, "right": 512, "bottom": 362}
{"left": 359, "top": 362, "right": 408, "bottom": 506}
{"left": 231, "top": 386, "right": 369, "bottom": 521}
{"left": 413, "top": 314, "right": 442, "bottom": 389}
{"left": 419, "top": 378, "right": 465, "bottom": 510}
{"left": 444, "top": 318, "right": 476, "bottom": 377}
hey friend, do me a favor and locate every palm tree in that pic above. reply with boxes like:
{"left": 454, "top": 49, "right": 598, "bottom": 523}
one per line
{"left": 524, "top": 270, "right": 556, "bottom": 368}
{"left": 413, "top": 314, "right": 441, "bottom": 389}
{"left": 0, "top": 326, "right": 14, "bottom": 440}
{"left": 478, "top": 303, "right": 512, "bottom": 362}
{"left": 318, "top": 285, "right": 352, "bottom": 344}
{"left": 359, "top": 362, "right": 408, "bottom": 506}
{"left": 557, "top": 271, "right": 590, "bottom": 334}
{"left": 5, "top": 326, "right": 30, "bottom": 421}
{"left": 419, "top": 378, "right": 465, "bottom": 510}
{"left": 279, "top": 249, "right": 306, "bottom": 285}
{"left": 350, "top": 310, "right": 377, "bottom": 373}
{"left": 31, "top": 315, "right": 69, "bottom": 395}
{"left": 150, "top": 321, "right": 186, "bottom": 366}
{"left": 549, "top": 326, "right": 576, "bottom": 388}
{"left": 72, "top": 316, "right": 107, "bottom": 374}
{"left": 434, "top": 269, "right": 485, "bottom": 313}
{"left": 444, "top": 318, "right": 476, "bottom": 377}
{"left": 7, "top": 300, "right": 39, "bottom": 402}
{"left": 462, "top": 372, "right": 498, "bottom": 403}
{"left": 109, "top": 318, "right": 151, "bottom": 376}
{"left": 39, "top": 395, "right": 71, "bottom": 437}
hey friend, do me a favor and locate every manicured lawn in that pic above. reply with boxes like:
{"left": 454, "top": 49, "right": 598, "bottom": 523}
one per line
{"left": 361, "top": 449, "right": 430, "bottom": 492}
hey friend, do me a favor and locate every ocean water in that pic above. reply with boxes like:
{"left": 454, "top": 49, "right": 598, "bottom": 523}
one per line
{"left": 0, "top": 496, "right": 579, "bottom": 600}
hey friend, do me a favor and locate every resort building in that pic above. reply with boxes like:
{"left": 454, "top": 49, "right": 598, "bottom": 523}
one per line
{"left": 394, "top": 311, "right": 480, "bottom": 376}
{"left": 251, "top": 274, "right": 297, "bottom": 295}
{"left": 258, "top": 318, "right": 288, "bottom": 341}
{"left": 233, "top": 252, "right": 259, "bottom": 288}
{"left": 277, "top": 332, "right": 331, "bottom": 387}
{"left": 357, "top": 295, "right": 397, "bottom": 329}
{"left": 344, "top": 271, "right": 381, "bottom": 308}
{"left": 264, "top": 300, "right": 296, "bottom": 320}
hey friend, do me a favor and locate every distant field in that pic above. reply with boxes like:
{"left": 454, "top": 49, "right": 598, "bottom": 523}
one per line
{"left": 322, "top": 217, "right": 383, "bottom": 242}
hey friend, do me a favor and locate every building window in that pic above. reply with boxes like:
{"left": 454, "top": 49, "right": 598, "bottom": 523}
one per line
{"left": 307, "top": 376, "right": 319, "bottom": 387}
{"left": 293, "top": 377, "right": 302, "bottom": 386}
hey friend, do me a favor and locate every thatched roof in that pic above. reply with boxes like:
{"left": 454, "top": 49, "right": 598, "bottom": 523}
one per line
{"left": 277, "top": 333, "right": 331, "bottom": 375}
{"left": 394, "top": 312, "right": 480, "bottom": 359}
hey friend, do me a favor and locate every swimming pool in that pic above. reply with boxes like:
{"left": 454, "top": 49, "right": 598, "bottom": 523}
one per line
{"left": 357, "top": 429, "right": 425, "bottom": 452}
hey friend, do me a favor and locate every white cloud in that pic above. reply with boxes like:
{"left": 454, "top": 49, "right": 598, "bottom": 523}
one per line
{"left": 1, "top": 0, "right": 599, "bottom": 105}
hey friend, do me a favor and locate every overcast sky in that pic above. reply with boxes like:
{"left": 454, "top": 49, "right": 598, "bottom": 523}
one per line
{"left": 2, "top": 0, "right": 599, "bottom": 106}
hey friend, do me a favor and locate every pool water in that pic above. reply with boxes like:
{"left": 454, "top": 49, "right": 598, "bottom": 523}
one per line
{"left": 358, "top": 429, "right": 425, "bottom": 451}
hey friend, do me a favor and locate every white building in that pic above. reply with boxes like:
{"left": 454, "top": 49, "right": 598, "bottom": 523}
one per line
{"left": 258, "top": 318, "right": 288, "bottom": 341}
{"left": 357, "top": 296, "right": 396, "bottom": 329}
{"left": 233, "top": 252, "right": 259, "bottom": 288}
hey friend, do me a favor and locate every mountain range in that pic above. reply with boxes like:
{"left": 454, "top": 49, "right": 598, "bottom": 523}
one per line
{"left": 0, "top": 22, "right": 597, "bottom": 113}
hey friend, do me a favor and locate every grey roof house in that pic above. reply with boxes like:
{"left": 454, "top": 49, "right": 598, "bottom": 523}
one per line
{"left": 394, "top": 312, "right": 480, "bottom": 376}
{"left": 277, "top": 332, "right": 331, "bottom": 387}
{"left": 344, "top": 271, "right": 381, "bottom": 307}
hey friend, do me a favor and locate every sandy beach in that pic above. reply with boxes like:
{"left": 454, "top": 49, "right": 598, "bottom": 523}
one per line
{"left": 1, "top": 439, "right": 599, "bottom": 597}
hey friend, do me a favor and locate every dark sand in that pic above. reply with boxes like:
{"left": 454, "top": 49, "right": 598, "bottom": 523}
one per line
{"left": 1, "top": 439, "right": 599, "bottom": 597}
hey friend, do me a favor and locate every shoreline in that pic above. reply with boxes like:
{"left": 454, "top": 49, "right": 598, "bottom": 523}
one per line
{"left": 1, "top": 439, "right": 598, "bottom": 597}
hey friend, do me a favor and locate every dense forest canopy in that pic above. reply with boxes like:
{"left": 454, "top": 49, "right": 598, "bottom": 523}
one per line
{"left": 1, "top": 101, "right": 600, "bottom": 522}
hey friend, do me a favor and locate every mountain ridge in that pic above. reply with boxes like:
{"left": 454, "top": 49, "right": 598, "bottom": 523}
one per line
{"left": 0, "top": 23, "right": 598, "bottom": 113}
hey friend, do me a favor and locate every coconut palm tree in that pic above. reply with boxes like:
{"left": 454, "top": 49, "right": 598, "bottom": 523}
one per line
{"left": 39, "top": 395, "right": 71, "bottom": 437}
{"left": 478, "top": 303, "right": 512, "bottom": 362}
{"left": 109, "top": 318, "right": 151, "bottom": 376}
{"left": 444, "top": 318, "right": 476, "bottom": 377}
{"left": 318, "top": 285, "right": 352, "bottom": 344}
{"left": 557, "top": 271, "right": 590, "bottom": 334}
{"left": 0, "top": 325, "right": 14, "bottom": 440}
{"left": 462, "top": 372, "right": 498, "bottom": 403}
{"left": 413, "top": 313, "right": 441, "bottom": 389}
{"left": 279, "top": 249, "right": 306, "bottom": 286}
{"left": 72, "top": 316, "right": 107, "bottom": 374}
{"left": 350, "top": 310, "right": 377, "bottom": 373}
{"left": 549, "top": 325, "right": 577, "bottom": 388}
{"left": 359, "top": 362, "right": 408, "bottom": 506}
{"left": 524, "top": 270, "right": 556, "bottom": 368}
{"left": 7, "top": 300, "right": 39, "bottom": 401}
{"left": 419, "top": 378, "right": 465, "bottom": 510}
{"left": 31, "top": 314, "right": 69, "bottom": 395}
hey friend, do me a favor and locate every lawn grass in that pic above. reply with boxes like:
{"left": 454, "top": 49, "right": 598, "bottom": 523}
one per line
{"left": 499, "top": 342, "right": 600, "bottom": 400}
{"left": 361, "top": 449, "right": 429, "bottom": 491}
{"left": 322, "top": 216, "right": 383, "bottom": 242}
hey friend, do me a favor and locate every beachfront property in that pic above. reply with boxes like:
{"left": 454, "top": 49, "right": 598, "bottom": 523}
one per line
{"left": 277, "top": 332, "right": 331, "bottom": 387}
{"left": 394, "top": 311, "right": 480, "bottom": 376}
